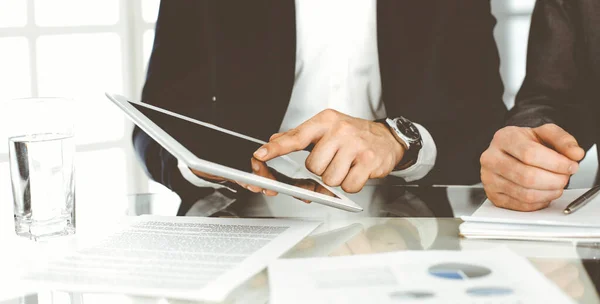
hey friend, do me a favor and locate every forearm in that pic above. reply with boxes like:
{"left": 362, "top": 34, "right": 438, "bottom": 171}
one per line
{"left": 507, "top": 0, "right": 578, "bottom": 129}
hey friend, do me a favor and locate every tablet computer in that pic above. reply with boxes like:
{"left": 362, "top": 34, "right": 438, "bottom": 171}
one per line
{"left": 105, "top": 93, "right": 362, "bottom": 212}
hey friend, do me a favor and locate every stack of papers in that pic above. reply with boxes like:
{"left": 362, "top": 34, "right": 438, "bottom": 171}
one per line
{"left": 461, "top": 189, "right": 600, "bottom": 242}
{"left": 22, "top": 215, "right": 320, "bottom": 302}
{"left": 268, "top": 248, "right": 574, "bottom": 303}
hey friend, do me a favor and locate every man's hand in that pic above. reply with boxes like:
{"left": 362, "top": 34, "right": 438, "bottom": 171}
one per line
{"left": 480, "top": 124, "right": 585, "bottom": 211}
{"left": 190, "top": 158, "right": 278, "bottom": 196}
{"left": 253, "top": 109, "right": 405, "bottom": 193}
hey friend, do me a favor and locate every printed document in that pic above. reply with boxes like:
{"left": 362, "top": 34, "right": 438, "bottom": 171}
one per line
{"left": 23, "top": 215, "right": 320, "bottom": 302}
{"left": 268, "top": 248, "right": 574, "bottom": 304}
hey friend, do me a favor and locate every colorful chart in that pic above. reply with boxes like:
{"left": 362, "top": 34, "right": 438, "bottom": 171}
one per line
{"left": 428, "top": 263, "right": 491, "bottom": 280}
{"left": 388, "top": 291, "right": 435, "bottom": 300}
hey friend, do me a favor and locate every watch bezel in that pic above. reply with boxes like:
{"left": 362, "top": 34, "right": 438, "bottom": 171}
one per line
{"left": 385, "top": 117, "right": 422, "bottom": 149}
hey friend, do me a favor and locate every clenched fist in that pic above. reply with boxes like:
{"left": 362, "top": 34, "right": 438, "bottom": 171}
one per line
{"left": 480, "top": 124, "right": 585, "bottom": 211}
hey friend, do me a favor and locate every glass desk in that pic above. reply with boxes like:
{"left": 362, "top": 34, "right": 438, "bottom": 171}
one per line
{"left": 1, "top": 184, "right": 599, "bottom": 304}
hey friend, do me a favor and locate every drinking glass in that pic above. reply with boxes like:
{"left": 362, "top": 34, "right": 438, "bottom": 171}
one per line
{"left": 2, "top": 98, "right": 76, "bottom": 240}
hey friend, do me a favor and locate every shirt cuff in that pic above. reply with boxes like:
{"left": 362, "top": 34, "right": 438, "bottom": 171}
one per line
{"left": 389, "top": 123, "right": 437, "bottom": 182}
{"left": 177, "top": 159, "right": 235, "bottom": 192}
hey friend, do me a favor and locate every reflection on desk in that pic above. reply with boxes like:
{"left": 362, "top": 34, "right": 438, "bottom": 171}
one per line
{"left": 3, "top": 185, "right": 600, "bottom": 304}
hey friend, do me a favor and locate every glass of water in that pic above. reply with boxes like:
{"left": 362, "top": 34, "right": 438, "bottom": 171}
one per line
{"left": 3, "top": 98, "right": 76, "bottom": 240}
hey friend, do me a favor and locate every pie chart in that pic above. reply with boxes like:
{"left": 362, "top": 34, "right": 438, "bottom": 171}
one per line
{"left": 466, "top": 287, "right": 514, "bottom": 297}
{"left": 389, "top": 291, "right": 435, "bottom": 300}
{"left": 428, "top": 263, "right": 491, "bottom": 280}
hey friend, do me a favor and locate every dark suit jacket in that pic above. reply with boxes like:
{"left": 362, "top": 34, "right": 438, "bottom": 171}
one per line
{"left": 133, "top": 0, "right": 506, "bottom": 205}
{"left": 507, "top": 0, "right": 600, "bottom": 161}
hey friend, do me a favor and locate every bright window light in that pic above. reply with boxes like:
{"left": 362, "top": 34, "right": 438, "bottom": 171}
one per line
{"left": 142, "top": 0, "right": 160, "bottom": 23}
{"left": 34, "top": 0, "right": 119, "bottom": 27}
{"left": 36, "top": 33, "right": 125, "bottom": 145}
{"left": 0, "top": 37, "right": 31, "bottom": 102}
{"left": 0, "top": 0, "right": 27, "bottom": 28}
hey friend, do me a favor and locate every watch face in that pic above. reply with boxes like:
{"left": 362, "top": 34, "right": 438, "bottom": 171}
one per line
{"left": 397, "top": 117, "right": 420, "bottom": 140}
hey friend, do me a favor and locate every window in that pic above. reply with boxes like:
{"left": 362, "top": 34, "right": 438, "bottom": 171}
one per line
{"left": 2, "top": 0, "right": 594, "bottom": 196}
{"left": 0, "top": 0, "right": 161, "bottom": 198}
{"left": 491, "top": 0, "right": 535, "bottom": 109}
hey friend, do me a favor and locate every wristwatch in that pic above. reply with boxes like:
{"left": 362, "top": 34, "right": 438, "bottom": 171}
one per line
{"left": 377, "top": 117, "right": 423, "bottom": 170}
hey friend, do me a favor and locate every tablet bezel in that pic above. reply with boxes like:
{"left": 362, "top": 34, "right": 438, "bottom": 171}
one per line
{"left": 105, "top": 93, "right": 363, "bottom": 212}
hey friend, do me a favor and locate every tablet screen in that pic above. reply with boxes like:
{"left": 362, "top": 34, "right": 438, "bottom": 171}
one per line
{"left": 131, "top": 101, "right": 338, "bottom": 199}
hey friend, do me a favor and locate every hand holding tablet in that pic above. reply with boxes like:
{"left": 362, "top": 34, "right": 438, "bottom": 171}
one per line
{"left": 106, "top": 93, "right": 362, "bottom": 212}
{"left": 189, "top": 158, "right": 279, "bottom": 196}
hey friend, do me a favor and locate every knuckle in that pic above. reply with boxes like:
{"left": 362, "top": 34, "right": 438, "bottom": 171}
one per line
{"left": 488, "top": 194, "right": 505, "bottom": 208}
{"left": 480, "top": 170, "right": 490, "bottom": 185}
{"left": 342, "top": 183, "right": 360, "bottom": 194}
{"left": 480, "top": 150, "right": 496, "bottom": 168}
{"left": 492, "top": 130, "right": 504, "bottom": 143}
{"left": 322, "top": 174, "right": 342, "bottom": 187}
{"left": 546, "top": 123, "right": 561, "bottom": 131}
{"left": 305, "top": 160, "right": 323, "bottom": 175}
{"left": 286, "top": 128, "right": 299, "bottom": 138}
{"left": 479, "top": 150, "right": 489, "bottom": 166}
{"left": 335, "top": 120, "right": 355, "bottom": 134}
{"left": 354, "top": 140, "right": 368, "bottom": 152}
{"left": 538, "top": 123, "right": 556, "bottom": 133}
{"left": 360, "top": 149, "right": 376, "bottom": 161}
{"left": 373, "top": 167, "right": 386, "bottom": 178}
{"left": 320, "top": 109, "right": 339, "bottom": 121}
{"left": 289, "top": 130, "right": 305, "bottom": 143}
{"left": 558, "top": 134, "right": 575, "bottom": 145}
{"left": 269, "top": 141, "right": 283, "bottom": 152}
{"left": 285, "top": 129, "right": 309, "bottom": 146}
{"left": 493, "top": 127, "right": 515, "bottom": 141}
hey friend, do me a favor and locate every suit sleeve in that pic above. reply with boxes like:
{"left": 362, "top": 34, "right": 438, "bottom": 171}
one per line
{"left": 422, "top": 0, "right": 507, "bottom": 185}
{"left": 507, "top": 0, "right": 592, "bottom": 148}
{"left": 132, "top": 0, "right": 217, "bottom": 203}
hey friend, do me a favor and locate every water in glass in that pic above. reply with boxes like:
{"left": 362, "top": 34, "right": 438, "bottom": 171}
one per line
{"left": 9, "top": 132, "right": 75, "bottom": 240}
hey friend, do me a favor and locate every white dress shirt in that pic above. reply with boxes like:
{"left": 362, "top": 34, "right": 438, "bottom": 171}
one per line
{"left": 178, "top": 0, "right": 437, "bottom": 210}
{"left": 280, "top": 0, "right": 436, "bottom": 182}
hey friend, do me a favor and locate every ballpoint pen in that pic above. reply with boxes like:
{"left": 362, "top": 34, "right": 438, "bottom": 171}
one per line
{"left": 563, "top": 185, "right": 600, "bottom": 215}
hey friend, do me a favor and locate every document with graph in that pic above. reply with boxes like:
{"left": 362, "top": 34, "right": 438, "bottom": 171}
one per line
{"left": 268, "top": 248, "right": 574, "bottom": 303}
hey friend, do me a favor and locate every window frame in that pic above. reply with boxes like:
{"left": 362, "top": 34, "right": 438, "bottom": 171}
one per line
{"left": 0, "top": 0, "right": 158, "bottom": 194}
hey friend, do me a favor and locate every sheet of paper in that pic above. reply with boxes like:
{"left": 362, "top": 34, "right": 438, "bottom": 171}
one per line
{"left": 460, "top": 221, "right": 600, "bottom": 240}
{"left": 0, "top": 236, "right": 42, "bottom": 302}
{"left": 22, "top": 215, "right": 320, "bottom": 302}
{"left": 463, "top": 189, "right": 600, "bottom": 228}
{"left": 460, "top": 238, "right": 580, "bottom": 259}
{"left": 268, "top": 248, "right": 575, "bottom": 304}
